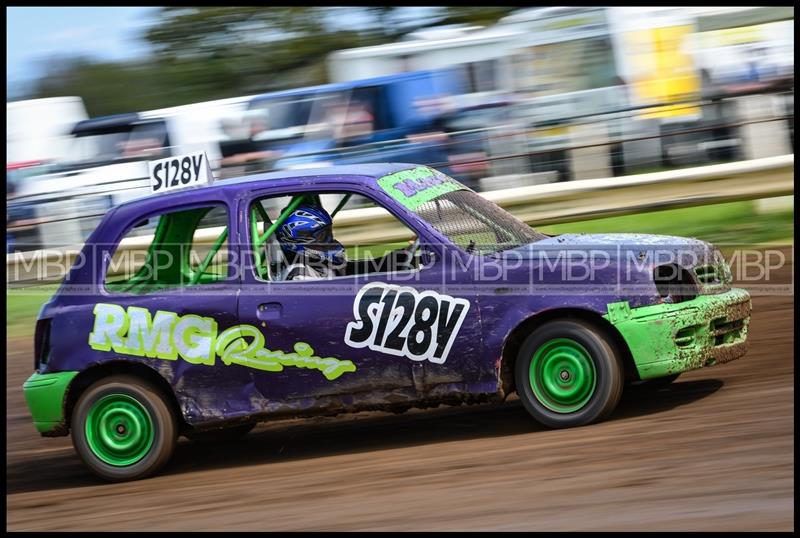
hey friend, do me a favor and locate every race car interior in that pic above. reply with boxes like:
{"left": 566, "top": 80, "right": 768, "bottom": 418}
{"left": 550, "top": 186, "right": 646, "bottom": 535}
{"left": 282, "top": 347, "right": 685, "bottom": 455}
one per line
{"left": 102, "top": 190, "right": 426, "bottom": 295}
{"left": 249, "top": 192, "right": 423, "bottom": 281}
{"left": 104, "top": 204, "right": 231, "bottom": 294}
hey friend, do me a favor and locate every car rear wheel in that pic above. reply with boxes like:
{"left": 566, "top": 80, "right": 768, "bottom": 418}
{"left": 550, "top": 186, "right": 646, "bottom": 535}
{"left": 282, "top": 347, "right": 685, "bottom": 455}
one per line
{"left": 71, "top": 375, "right": 177, "bottom": 482}
{"left": 515, "top": 320, "right": 624, "bottom": 428}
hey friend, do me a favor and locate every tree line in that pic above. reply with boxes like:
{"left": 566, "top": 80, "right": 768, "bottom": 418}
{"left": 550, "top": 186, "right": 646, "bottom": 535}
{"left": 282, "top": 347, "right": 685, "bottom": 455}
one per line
{"left": 29, "top": 7, "right": 518, "bottom": 116}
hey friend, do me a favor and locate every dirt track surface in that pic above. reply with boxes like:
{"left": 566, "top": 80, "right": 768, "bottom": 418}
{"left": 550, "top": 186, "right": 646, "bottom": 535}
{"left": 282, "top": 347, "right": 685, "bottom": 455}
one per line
{"left": 6, "top": 256, "right": 794, "bottom": 531}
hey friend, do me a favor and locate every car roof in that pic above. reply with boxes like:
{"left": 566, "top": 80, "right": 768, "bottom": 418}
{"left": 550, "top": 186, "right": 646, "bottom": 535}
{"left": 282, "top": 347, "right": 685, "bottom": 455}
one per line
{"left": 116, "top": 162, "right": 422, "bottom": 211}
{"left": 248, "top": 70, "right": 443, "bottom": 105}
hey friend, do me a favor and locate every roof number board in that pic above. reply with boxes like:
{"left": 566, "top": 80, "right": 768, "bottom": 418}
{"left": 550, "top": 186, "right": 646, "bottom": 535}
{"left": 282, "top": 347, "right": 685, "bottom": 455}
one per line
{"left": 148, "top": 151, "right": 214, "bottom": 194}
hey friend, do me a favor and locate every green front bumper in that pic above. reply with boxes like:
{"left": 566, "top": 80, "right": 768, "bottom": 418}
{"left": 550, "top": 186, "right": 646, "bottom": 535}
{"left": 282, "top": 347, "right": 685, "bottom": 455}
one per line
{"left": 604, "top": 288, "right": 751, "bottom": 380}
{"left": 23, "top": 371, "right": 79, "bottom": 435}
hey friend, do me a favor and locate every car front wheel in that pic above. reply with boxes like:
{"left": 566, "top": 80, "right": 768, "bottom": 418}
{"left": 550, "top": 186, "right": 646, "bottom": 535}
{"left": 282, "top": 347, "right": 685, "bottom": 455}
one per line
{"left": 515, "top": 319, "right": 624, "bottom": 428}
{"left": 71, "top": 375, "right": 178, "bottom": 482}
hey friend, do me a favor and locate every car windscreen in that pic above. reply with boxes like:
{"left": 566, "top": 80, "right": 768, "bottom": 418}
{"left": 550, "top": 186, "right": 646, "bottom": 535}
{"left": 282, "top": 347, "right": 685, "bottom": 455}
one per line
{"left": 249, "top": 92, "right": 344, "bottom": 143}
{"left": 377, "top": 166, "right": 547, "bottom": 254}
{"left": 62, "top": 120, "right": 170, "bottom": 167}
{"left": 441, "top": 106, "right": 509, "bottom": 133}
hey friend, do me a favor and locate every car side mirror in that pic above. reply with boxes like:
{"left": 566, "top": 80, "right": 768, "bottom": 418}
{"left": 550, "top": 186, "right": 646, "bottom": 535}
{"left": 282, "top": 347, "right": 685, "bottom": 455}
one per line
{"left": 420, "top": 249, "right": 437, "bottom": 268}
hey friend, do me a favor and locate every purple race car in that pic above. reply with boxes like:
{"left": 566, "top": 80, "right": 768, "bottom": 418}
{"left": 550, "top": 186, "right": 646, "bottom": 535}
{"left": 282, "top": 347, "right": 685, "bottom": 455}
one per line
{"left": 23, "top": 162, "right": 751, "bottom": 481}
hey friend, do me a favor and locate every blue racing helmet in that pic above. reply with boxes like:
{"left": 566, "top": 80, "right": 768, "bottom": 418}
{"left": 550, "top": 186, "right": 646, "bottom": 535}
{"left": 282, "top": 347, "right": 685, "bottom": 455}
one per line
{"left": 276, "top": 203, "right": 346, "bottom": 266}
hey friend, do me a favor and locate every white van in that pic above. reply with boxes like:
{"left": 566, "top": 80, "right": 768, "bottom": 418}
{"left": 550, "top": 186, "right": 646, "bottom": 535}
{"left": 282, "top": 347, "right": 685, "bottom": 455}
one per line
{"left": 6, "top": 96, "right": 88, "bottom": 167}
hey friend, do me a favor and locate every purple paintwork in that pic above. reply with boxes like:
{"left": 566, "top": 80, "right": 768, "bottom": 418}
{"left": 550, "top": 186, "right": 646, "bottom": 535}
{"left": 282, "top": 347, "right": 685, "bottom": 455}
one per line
{"left": 37, "top": 163, "right": 721, "bottom": 428}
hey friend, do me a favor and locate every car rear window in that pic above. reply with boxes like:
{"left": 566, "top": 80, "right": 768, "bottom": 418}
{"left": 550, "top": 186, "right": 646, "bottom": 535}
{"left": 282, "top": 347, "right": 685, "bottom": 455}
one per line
{"left": 104, "top": 204, "right": 230, "bottom": 294}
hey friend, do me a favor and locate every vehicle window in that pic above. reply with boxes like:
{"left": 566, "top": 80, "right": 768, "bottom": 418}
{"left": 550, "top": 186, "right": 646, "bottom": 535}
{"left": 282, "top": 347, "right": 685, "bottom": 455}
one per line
{"left": 249, "top": 93, "right": 343, "bottom": 144}
{"left": 119, "top": 121, "right": 170, "bottom": 159}
{"left": 415, "top": 190, "right": 546, "bottom": 254}
{"left": 465, "top": 59, "right": 498, "bottom": 93}
{"left": 512, "top": 36, "right": 618, "bottom": 95}
{"left": 105, "top": 204, "right": 230, "bottom": 294}
{"left": 442, "top": 106, "right": 509, "bottom": 133}
{"left": 347, "top": 86, "right": 383, "bottom": 133}
{"left": 248, "top": 192, "right": 420, "bottom": 282}
{"left": 65, "top": 120, "right": 170, "bottom": 166}
{"left": 377, "top": 166, "right": 547, "bottom": 254}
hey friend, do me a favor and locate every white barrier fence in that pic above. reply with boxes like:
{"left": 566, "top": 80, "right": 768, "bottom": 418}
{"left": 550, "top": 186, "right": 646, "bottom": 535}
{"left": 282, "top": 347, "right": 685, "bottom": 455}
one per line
{"left": 7, "top": 154, "right": 794, "bottom": 284}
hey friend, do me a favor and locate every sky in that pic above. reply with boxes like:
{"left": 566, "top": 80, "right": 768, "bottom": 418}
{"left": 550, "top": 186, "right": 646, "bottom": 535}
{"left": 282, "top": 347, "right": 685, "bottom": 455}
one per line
{"left": 5, "top": 6, "right": 435, "bottom": 99}
{"left": 7, "top": 7, "right": 159, "bottom": 97}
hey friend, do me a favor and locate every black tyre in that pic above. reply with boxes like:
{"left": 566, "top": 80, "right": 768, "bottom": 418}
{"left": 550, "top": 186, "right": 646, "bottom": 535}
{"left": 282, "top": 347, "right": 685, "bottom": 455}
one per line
{"left": 185, "top": 422, "right": 256, "bottom": 444}
{"left": 71, "top": 375, "right": 178, "bottom": 482}
{"left": 515, "top": 319, "right": 624, "bottom": 428}
{"left": 628, "top": 373, "right": 681, "bottom": 390}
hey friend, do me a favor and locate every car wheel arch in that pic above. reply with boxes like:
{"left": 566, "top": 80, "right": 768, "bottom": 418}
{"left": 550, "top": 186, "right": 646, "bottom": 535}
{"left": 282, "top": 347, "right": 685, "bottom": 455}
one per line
{"left": 498, "top": 308, "right": 638, "bottom": 397}
{"left": 64, "top": 360, "right": 186, "bottom": 433}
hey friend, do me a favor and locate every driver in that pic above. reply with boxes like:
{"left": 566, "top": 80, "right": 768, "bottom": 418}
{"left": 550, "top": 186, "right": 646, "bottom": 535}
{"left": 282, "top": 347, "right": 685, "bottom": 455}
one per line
{"left": 275, "top": 202, "right": 346, "bottom": 280}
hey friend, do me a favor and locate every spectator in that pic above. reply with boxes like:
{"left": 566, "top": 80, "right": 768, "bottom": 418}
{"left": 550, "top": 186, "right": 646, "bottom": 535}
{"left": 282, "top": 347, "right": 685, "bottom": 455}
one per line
{"left": 6, "top": 176, "right": 41, "bottom": 253}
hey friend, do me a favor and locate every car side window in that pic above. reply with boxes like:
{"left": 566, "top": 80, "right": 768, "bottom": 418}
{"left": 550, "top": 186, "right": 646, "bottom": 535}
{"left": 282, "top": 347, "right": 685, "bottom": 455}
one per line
{"left": 248, "top": 191, "right": 423, "bottom": 282}
{"left": 104, "top": 204, "right": 230, "bottom": 294}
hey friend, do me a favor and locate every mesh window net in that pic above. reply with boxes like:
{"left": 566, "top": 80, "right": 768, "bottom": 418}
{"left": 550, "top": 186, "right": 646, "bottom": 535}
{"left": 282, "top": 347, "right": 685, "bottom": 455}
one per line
{"left": 414, "top": 190, "right": 547, "bottom": 254}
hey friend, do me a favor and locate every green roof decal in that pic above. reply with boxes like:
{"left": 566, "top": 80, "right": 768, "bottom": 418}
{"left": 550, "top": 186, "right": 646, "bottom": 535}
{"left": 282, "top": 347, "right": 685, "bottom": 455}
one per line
{"left": 377, "top": 166, "right": 464, "bottom": 210}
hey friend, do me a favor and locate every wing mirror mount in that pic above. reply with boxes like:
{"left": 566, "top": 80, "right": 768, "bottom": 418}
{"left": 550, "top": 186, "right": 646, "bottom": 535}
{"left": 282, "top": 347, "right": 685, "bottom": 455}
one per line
{"left": 420, "top": 249, "right": 437, "bottom": 268}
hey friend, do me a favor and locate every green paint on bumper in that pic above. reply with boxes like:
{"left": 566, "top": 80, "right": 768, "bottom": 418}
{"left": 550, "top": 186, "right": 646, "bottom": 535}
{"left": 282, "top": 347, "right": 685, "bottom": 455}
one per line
{"left": 604, "top": 288, "right": 751, "bottom": 380}
{"left": 23, "top": 371, "right": 79, "bottom": 434}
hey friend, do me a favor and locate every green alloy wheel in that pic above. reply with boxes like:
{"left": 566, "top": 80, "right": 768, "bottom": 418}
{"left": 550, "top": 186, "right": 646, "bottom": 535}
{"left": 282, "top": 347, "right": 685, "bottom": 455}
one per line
{"left": 85, "top": 394, "right": 154, "bottom": 466}
{"left": 529, "top": 338, "right": 597, "bottom": 413}
{"left": 516, "top": 320, "right": 624, "bottom": 428}
{"left": 72, "top": 375, "right": 177, "bottom": 482}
